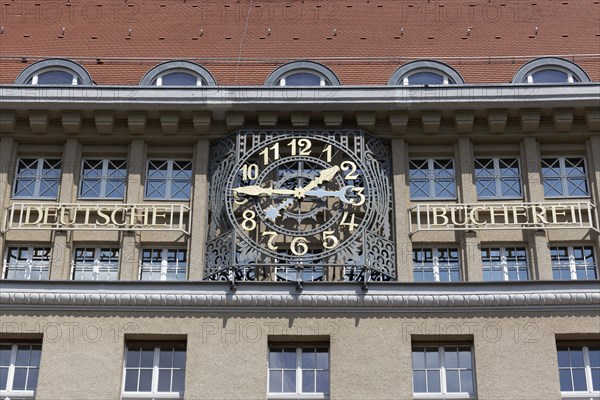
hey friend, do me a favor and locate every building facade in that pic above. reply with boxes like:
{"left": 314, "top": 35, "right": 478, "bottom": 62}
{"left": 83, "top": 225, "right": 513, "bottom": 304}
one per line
{"left": 1, "top": 0, "right": 599, "bottom": 399}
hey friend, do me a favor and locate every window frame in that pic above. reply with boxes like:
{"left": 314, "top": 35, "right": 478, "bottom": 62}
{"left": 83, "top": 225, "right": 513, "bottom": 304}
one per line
{"left": 79, "top": 159, "right": 128, "bottom": 199}
{"left": 388, "top": 60, "right": 465, "bottom": 86}
{"left": 474, "top": 157, "right": 523, "bottom": 200}
{"left": 551, "top": 245, "right": 598, "bottom": 281}
{"left": 556, "top": 344, "right": 600, "bottom": 398}
{"left": 409, "top": 158, "right": 457, "bottom": 200}
{"left": 267, "top": 346, "right": 330, "bottom": 400}
{"left": 481, "top": 246, "right": 529, "bottom": 282}
{"left": 412, "top": 247, "right": 461, "bottom": 283}
{"left": 139, "top": 248, "right": 188, "bottom": 281}
{"left": 277, "top": 70, "right": 328, "bottom": 87}
{"left": 139, "top": 60, "right": 217, "bottom": 86}
{"left": 3, "top": 246, "right": 51, "bottom": 280}
{"left": 412, "top": 345, "right": 477, "bottom": 399}
{"left": 121, "top": 343, "right": 186, "bottom": 400}
{"left": 12, "top": 158, "right": 62, "bottom": 200}
{"left": 511, "top": 57, "right": 591, "bottom": 84}
{"left": 144, "top": 159, "right": 193, "bottom": 201}
{"left": 14, "top": 58, "right": 93, "bottom": 86}
{"left": 71, "top": 247, "right": 120, "bottom": 281}
{"left": 541, "top": 156, "right": 590, "bottom": 199}
{"left": 264, "top": 61, "right": 341, "bottom": 87}
{"left": 0, "top": 342, "right": 42, "bottom": 399}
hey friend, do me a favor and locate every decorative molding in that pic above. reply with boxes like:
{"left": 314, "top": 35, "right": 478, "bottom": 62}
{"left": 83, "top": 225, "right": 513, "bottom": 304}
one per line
{"left": 225, "top": 112, "right": 244, "bottom": 130}
{"left": 553, "top": 109, "right": 574, "bottom": 132}
{"left": 192, "top": 111, "right": 211, "bottom": 134}
{"left": 128, "top": 111, "right": 146, "bottom": 135}
{"left": 487, "top": 109, "right": 508, "bottom": 134}
{"left": 1, "top": 282, "right": 598, "bottom": 313}
{"left": 160, "top": 112, "right": 180, "bottom": 135}
{"left": 61, "top": 111, "right": 82, "bottom": 134}
{"left": 257, "top": 112, "right": 278, "bottom": 127}
{"left": 94, "top": 111, "right": 114, "bottom": 134}
{"left": 323, "top": 111, "right": 343, "bottom": 127}
{"left": 0, "top": 111, "right": 16, "bottom": 133}
{"left": 389, "top": 111, "right": 408, "bottom": 135}
{"left": 421, "top": 111, "right": 441, "bottom": 134}
{"left": 454, "top": 111, "right": 474, "bottom": 133}
{"left": 585, "top": 108, "right": 600, "bottom": 131}
{"left": 290, "top": 112, "right": 310, "bottom": 127}
{"left": 355, "top": 112, "right": 376, "bottom": 131}
{"left": 28, "top": 111, "right": 49, "bottom": 134}
{"left": 520, "top": 110, "right": 541, "bottom": 133}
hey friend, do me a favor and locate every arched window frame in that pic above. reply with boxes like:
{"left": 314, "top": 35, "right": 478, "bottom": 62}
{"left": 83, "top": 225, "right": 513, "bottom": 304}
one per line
{"left": 14, "top": 58, "right": 93, "bottom": 86}
{"left": 388, "top": 60, "right": 465, "bottom": 86}
{"left": 264, "top": 61, "right": 341, "bottom": 87}
{"left": 512, "top": 57, "right": 591, "bottom": 84}
{"left": 139, "top": 61, "right": 217, "bottom": 87}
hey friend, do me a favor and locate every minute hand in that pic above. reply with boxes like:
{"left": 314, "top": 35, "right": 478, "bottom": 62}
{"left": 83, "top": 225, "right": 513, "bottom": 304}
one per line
{"left": 295, "top": 166, "right": 340, "bottom": 198}
{"left": 231, "top": 186, "right": 296, "bottom": 197}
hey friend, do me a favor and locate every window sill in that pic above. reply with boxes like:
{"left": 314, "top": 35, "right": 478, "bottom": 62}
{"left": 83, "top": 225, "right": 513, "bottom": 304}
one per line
{"left": 413, "top": 393, "right": 476, "bottom": 400}
{"left": 121, "top": 392, "right": 183, "bottom": 399}
{"left": 267, "top": 394, "right": 328, "bottom": 400}
{"left": 560, "top": 392, "right": 600, "bottom": 400}
{"left": 0, "top": 389, "right": 36, "bottom": 399}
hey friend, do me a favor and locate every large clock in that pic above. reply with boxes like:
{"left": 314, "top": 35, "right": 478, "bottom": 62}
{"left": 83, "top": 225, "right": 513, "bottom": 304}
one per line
{"left": 205, "top": 131, "right": 396, "bottom": 282}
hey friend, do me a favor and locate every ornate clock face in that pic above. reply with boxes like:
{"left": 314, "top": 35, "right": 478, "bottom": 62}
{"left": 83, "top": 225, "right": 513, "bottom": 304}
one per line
{"left": 226, "top": 133, "right": 373, "bottom": 262}
{"left": 205, "top": 130, "right": 396, "bottom": 282}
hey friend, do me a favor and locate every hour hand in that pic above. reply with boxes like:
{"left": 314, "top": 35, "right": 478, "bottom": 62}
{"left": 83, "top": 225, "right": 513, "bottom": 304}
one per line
{"left": 232, "top": 185, "right": 296, "bottom": 197}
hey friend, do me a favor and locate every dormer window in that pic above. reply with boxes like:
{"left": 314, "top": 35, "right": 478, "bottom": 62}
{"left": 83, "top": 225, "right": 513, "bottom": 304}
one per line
{"left": 512, "top": 57, "right": 590, "bottom": 84}
{"left": 140, "top": 61, "right": 216, "bottom": 87}
{"left": 388, "top": 60, "right": 465, "bottom": 86}
{"left": 265, "top": 61, "right": 340, "bottom": 87}
{"left": 15, "top": 59, "right": 93, "bottom": 86}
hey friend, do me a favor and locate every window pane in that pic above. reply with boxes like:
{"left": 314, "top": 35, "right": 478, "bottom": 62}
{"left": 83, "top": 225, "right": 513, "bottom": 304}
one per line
{"left": 282, "top": 350, "right": 295, "bottom": 369}
{"left": 0, "top": 367, "right": 8, "bottom": 391}
{"left": 37, "top": 70, "right": 75, "bottom": 85}
{"left": 407, "top": 71, "right": 445, "bottom": 85}
{"left": 12, "top": 367, "right": 27, "bottom": 390}
{"left": 425, "top": 348, "right": 439, "bottom": 368}
{"left": 446, "top": 370, "right": 460, "bottom": 392}
{"left": 445, "top": 349, "right": 459, "bottom": 368}
{"left": 412, "top": 349, "right": 425, "bottom": 369}
{"left": 589, "top": 348, "right": 600, "bottom": 367}
{"left": 26, "top": 367, "right": 39, "bottom": 390}
{"left": 0, "top": 346, "right": 11, "bottom": 366}
{"left": 138, "top": 369, "right": 153, "bottom": 392}
{"left": 316, "top": 350, "right": 328, "bottom": 369}
{"left": 158, "top": 369, "right": 171, "bottom": 392}
{"left": 302, "top": 370, "right": 315, "bottom": 393}
{"left": 172, "top": 369, "right": 185, "bottom": 392}
{"left": 302, "top": 350, "right": 315, "bottom": 369}
{"left": 269, "top": 350, "right": 282, "bottom": 369}
{"left": 282, "top": 370, "right": 295, "bottom": 392}
{"left": 126, "top": 349, "right": 141, "bottom": 368}
{"left": 316, "top": 370, "right": 329, "bottom": 394}
{"left": 173, "top": 348, "right": 186, "bottom": 369}
{"left": 559, "top": 369, "right": 573, "bottom": 391}
{"left": 284, "top": 72, "right": 322, "bottom": 86}
{"left": 140, "top": 349, "right": 154, "bottom": 368}
{"left": 269, "top": 370, "right": 282, "bottom": 393}
{"left": 427, "top": 370, "right": 441, "bottom": 392}
{"left": 161, "top": 72, "right": 198, "bottom": 86}
{"left": 159, "top": 348, "right": 173, "bottom": 368}
{"left": 413, "top": 370, "right": 426, "bottom": 392}
{"left": 531, "top": 69, "right": 569, "bottom": 83}
{"left": 15, "top": 346, "right": 31, "bottom": 366}
{"left": 460, "top": 370, "right": 474, "bottom": 393}
{"left": 570, "top": 348, "right": 584, "bottom": 366}
{"left": 572, "top": 368, "right": 587, "bottom": 391}
{"left": 124, "top": 369, "right": 139, "bottom": 392}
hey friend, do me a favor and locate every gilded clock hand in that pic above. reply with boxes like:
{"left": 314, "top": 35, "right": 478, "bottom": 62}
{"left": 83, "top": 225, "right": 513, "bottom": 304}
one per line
{"left": 231, "top": 185, "right": 296, "bottom": 197}
{"left": 304, "top": 185, "right": 355, "bottom": 204}
{"left": 294, "top": 165, "right": 341, "bottom": 199}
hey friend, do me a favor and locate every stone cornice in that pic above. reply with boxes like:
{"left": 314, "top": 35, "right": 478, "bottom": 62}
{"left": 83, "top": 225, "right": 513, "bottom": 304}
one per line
{"left": 1, "top": 281, "right": 598, "bottom": 314}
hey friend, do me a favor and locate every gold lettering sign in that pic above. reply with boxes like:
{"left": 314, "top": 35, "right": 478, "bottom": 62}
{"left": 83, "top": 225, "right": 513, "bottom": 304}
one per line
{"left": 409, "top": 202, "right": 598, "bottom": 233}
{"left": 5, "top": 203, "right": 190, "bottom": 234}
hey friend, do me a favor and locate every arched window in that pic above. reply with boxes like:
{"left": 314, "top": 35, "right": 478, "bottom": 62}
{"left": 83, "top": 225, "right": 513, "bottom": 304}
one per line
{"left": 15, "top": 59, "right": 93, "bottom": 86}
{"left": 265, "top": 61, "right": 340, "bottom": 87}
{"left": 388, "top": 60, "right": 465, "bottom": 86}
{"left": 140, "top": 61, "right": 217, "bottom": 86}
{"left": 512, "top": 57, "right": 591, "bottom": 84}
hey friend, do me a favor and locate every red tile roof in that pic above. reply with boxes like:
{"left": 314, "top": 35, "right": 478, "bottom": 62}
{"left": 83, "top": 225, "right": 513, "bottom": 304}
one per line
{"left": 0, "top": 0, "right": 598, "bottom": 85}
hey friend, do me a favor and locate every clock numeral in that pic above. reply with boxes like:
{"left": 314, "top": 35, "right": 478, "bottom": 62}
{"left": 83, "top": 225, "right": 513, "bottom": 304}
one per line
{"left": 241, "top": 210, "right": 257, "bottom": 231}
{"left": 341, "top": 212, "right": 358, "bottom": 232}
{"left": 322, "top": 144, "right": 333, "bottom": 162}
{"left": 288, "top": 138, "right": 312, "bottom": 156}
{"left": 259, "top": 143, "right": 280, "bottom": 165}
{"left": 262, "top": 231, "right": 279, "bottom": 250}
{"left": 322, "top": 230, "right": 339, "bottom": 249}
{"left": 240, "top": 164, "right": 259, "bottom": 181}
{"left": 233, "top": 192, "right": 249, "bottom": 205}
{"left": 341, "top": 161, "right": 359, "bottom": 180}
{"left": 349, "top": 187, "right": 366, "bottom": 206}
{"left": 290, "top": 237, "right": 309, "bottom": 256}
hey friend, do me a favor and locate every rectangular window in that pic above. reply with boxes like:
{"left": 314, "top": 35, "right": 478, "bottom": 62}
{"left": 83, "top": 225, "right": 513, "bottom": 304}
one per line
{"left": 79, "top": 159, "right": 127, "bottom": 199}
{"left": 557, "top": 344, "right": 600, "bottom": 395}
{"left": 541, "top": 157, "right": 589, "bottom": 198}
{"left": 140, "top": 249, "right": 187, "bottom": 281}
{"left": 551, "top": 246, "right": 597, "bottom": 281}
{"left": 0, "top": 342, "right": 42, "bottom": 399}
{"left": 412, "top": 345, "right": 476, "bottom": 398}
{"left": 474, "top": 158, "right": 522, "bottom": 199}
{"left": 413, "top": 248, "right": 461, "bottom": 282}
{"left": 268, "top": 346, "right": 329, "bottom": 399}
{"left": 409, "top": 159, "right": 456, "bottom": 200}
{"left": 72, "top": 247, "right": 119, "bottom": 281}
{"left": 122, "top": 342, "right": 186, "bottom": 399}
{"left": 13, "top": 158, "right": 61, "bottom": 199}
{"left": 482, "top": 247, "right": 528, "bottom": 281}
{"left": 3, "top": 247, "right": 50, "bottom": 280}
{"left": 145, "top": 160, "right": 192, "bottom": 200}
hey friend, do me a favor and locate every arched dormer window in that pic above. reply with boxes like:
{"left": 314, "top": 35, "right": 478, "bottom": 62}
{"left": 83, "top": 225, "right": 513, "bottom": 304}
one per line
{"left": 265, "top": 61, "right": 341, "bottom": 87}
{"left": 512, "top": 57, "right": 591, "bottom": 84}
{"left": 15, "top": 59, "right": 93, "bottom": 86}
{"left": 140, "top": 61, "right": 217, "bottom": 86}
{"left": 388, "top": 60, "right": 465, "bottom": 86}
